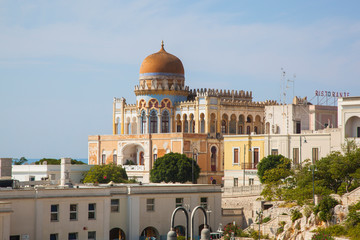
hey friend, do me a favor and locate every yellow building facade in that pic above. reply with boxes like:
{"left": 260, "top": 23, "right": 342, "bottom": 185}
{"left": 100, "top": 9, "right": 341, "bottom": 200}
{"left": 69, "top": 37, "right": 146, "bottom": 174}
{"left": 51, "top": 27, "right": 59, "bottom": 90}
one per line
{"left": 223, "top": 135, "right": 265, "bottom": 187}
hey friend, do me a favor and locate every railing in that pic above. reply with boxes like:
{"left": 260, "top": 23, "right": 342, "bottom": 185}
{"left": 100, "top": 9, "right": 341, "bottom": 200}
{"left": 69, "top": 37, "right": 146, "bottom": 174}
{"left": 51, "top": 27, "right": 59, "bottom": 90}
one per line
{"left": 222, "top": 185, "right": 263, "bottom": 196}
{"left": 123, "top": 165, "right": 145, "bottom": 171}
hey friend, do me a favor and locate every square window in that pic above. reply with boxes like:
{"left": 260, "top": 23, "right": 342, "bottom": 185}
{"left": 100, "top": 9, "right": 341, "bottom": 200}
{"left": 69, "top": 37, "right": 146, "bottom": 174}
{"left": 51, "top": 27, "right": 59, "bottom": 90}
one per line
{"left": 88, "top": 203, "right": 96, "bottom": 220}
{"left": 234, "top": 178, "right": 238, "bottom": 187}
{"left": 200, "top": 197, "right": 208, "bottom": 210}
{"left": 146, "top": 198, "right": 155, "bottom": 212}
{"left": 51, "top": 204, "right": 59, "bottom": 222}
{"left": 50, "top": 233, "right": 58, "bottom": 240}
{"left": 88, "top": 231, "right": 96, "bottom": 240}
{"left": 175, "top": 198, "right": 183, "bottom": 208}
{"left": 68, "top": 232, "right": 78, "bottom": 240}
{"left": 70, "top": 204, "right": 77, "bottom": 221}
{"left": 111, "top": 199, "right": 119, "bottom": 212}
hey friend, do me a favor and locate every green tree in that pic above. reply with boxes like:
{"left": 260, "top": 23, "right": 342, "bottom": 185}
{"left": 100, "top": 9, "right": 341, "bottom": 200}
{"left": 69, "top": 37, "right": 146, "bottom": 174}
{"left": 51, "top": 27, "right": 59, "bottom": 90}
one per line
{"left": 257, "top": 155, "right": 290, "bottom": 183}
{"left": 83, "top": 164, "right": 128, "bottom": 183}
{"left": 13, "top": 157, "right": 28, "bottom": 165}
{"left": 35, "top": 158, "right": 86, "bottom": 165}
{"left": 150, "top": 152, "right": 200, "bottom": 183}
{"left": 260, "top": 157, "right": 293, "bottom": 201}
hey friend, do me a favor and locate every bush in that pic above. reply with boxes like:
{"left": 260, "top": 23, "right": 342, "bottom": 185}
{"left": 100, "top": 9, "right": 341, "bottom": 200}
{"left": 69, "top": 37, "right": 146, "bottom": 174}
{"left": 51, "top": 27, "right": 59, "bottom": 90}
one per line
{"left": 311, "top": 231, "right": 335, "bottom": 240}
{"left": 223, "top": 223, "right": 248, "bottom": 240}
{"left": 291, "top": 209, "right": 303, "bottom": 222}
{"left": 314, "top": 196, "right": 339, "bottom": 223}
{"left": 83, "top": 164, "right": 128, "bottom": 183}
{"left": 263, "top": 216, "right": 271, "bottom": 223}
{"left": 315, "top": 225, "right": 347, "bottom": 237}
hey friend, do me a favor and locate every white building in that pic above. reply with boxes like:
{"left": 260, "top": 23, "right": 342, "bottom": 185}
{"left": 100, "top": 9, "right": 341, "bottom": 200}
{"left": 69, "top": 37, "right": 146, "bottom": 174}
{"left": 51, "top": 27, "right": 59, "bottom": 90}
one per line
{"left": 0, "top": 184, "right": 223, "bottom": 240}
{"left": 12, "top": 164, "right": 92, "bottom": 185}
{"left": 338, "top": 96, "right": 360, "bottom": 145}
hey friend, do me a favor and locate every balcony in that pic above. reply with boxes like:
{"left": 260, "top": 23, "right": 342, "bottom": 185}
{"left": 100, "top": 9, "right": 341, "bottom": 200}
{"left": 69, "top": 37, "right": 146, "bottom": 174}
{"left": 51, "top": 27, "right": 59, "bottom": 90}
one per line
{"left": 123, "top": 165, "right": 145, "bottom": 171}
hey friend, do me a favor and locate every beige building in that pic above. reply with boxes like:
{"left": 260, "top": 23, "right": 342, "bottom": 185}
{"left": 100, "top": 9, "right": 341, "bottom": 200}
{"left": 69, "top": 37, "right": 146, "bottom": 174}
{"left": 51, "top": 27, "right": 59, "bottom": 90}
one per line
{"left": 0, "top": 184, "right": 222, "bottom": 240}
{"left": 338, "top": 96, "right": 360, "bottom": 145}
{"left": 89, "top": 42, "right": 277, "bottom": 184}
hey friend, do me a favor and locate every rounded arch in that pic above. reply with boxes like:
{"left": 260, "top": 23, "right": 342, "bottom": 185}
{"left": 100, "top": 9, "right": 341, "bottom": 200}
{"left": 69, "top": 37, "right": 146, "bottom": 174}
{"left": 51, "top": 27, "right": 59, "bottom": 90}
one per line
{"left": 238, "top": 115, "right": 245, "bottom": 134}
{"left": 229, "top": 114, "right": 237, "bottom": 134}
{"left": 141, "top": 226, "right": 159, "bottom": 239}
{"left": 176, "top": 114, "right": 182, "bottom": 132}
{"left": 200, "top": 113, "right": 205, "bottom": 133}
{"left": 160, "top": 98, "right": 172, "bottom": 109}
{"left": 161, "top": 109, "right": 170, "bottom": 133}
{"left": 246, "top": 115, "right": 253, "bottom": 123}
{"left": 121, "top": 143, "right": 145, "bottom": 165}
{"left": 345, "top": 116, "right": 360, "bottom": 138}
{"left": 183, "top": 114, "right": 189, "bottom": 133}
{"left": 148, "top": 98, "right": 159, "bottom": 109}
{"left": 149, "top": 109, "right": 158, "bottom": 133}
{"left": 189, "top": 114, "right": 195, "bottom": 133}
{"left": 110, "top": 227, "right": 126, "bottom": 240}
{"left": 138, "top": 99, "right": 146, "bottom": 109}
{"left": 221, "top": 114, "right": 229, "bottom": 134}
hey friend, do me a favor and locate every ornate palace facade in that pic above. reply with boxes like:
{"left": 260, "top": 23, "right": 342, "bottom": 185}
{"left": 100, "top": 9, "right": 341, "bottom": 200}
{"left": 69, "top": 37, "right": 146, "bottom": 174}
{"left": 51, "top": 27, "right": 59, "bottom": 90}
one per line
{"left": 88, "top": 42, "right": 276, "bottom": 183}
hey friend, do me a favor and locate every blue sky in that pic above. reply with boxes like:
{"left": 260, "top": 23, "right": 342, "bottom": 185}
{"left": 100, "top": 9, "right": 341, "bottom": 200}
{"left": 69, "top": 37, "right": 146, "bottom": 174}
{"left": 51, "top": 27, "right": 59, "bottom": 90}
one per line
{"left": 1, "top": 0, "right": 360, "bottom": 159}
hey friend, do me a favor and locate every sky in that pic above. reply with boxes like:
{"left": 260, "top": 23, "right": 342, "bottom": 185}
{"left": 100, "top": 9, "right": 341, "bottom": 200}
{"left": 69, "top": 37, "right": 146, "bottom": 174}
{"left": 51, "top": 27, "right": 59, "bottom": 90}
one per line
{"left": 1, "top": 0, "right": 360, "bottom": 159}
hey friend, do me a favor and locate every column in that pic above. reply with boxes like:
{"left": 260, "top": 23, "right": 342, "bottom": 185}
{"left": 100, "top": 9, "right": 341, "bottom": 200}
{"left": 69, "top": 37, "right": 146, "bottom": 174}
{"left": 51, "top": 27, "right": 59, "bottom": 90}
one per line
{"left": 158, "top": 113, "right": 162, "bottom": 133}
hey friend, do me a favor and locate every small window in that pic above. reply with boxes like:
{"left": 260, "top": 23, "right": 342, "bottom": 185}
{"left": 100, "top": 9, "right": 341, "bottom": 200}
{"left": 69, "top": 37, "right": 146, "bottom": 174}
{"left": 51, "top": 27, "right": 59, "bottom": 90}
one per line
{"left": 68, "top": 232, "right": 78, "bottom": 240}
{"left": 233, "top": 148, "right": 239, "bottom": 165}
{"left": 357, "top": 127, "right": 360, "bottom": 138}
{"left": 70, "top": 204, "right": 77, "bottom": 221}
{"left": 88, "top": 231, "right": 96, "bottom": 240}
{"left": 29, "top": 176, "right": 35, "bottom": 181}
{"left": 249, "top": 178, "right": 254, "bottom": 185}
{"left": 312, "top": 148, "right": 319, "bottom": 164}
{"left": 51, "top": 204, "right": 59, "bottom": 222}
{"left": 10, "top": 236, "right": 20, "bottom": 240}
{"left": 101, "top": 154, "right": 106, "bottom": 165}
{"left": 234, "top": 178, "right": 238, "bottom": 187}
{"left": 50, "top": 234, "right": 58, "bottom": 240}
{"left": 296, "top": 121, "right": 301, "bottom": 134}
{"left": 111, "top": 199, "right": 119, "bottom": 212}
{"left": 88, "top": 203, "right": 96, "bottom": 220}
{"left": 200, "top": 197, "right": 208, "bottom": 210}
{"left": 146, "top": 199, "right": 155, "bottom": 212}
{"left": 293, "top": 148, "right": 299, "bottom": 165}
{"left": 271, "top": 149, "right": 278, "bottom": 155}
{"left": 175, "top": 198, "right": 183, "bottom": 208}
{"left": 153, "top": 154, "right": 157, "bottom": 161}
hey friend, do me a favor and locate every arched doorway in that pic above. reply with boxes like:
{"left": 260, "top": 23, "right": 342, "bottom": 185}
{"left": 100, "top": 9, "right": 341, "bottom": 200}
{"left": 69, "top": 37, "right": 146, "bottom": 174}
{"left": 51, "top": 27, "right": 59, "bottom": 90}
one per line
{"left": 345, "top": 116, "right": 360, "bottom": 138}
{"left": 110, "top": 227, "right": 126, "bottom": 240}
{"left": 140, "top": 227, "right": 159, "bottom": 240}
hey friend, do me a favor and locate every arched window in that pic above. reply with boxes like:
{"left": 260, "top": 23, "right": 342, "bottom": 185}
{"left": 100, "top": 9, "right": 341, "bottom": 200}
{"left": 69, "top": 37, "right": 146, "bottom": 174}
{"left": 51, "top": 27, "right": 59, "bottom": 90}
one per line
{"left": 183, "top": 115, "right": 188, "bottom": 133}
{"left": 161, "top": 110, "right": 170, "bottom": 133}
{"left": 221, "top": 120, "right": 227, "bottom": 134}
{"left": 254, "top": 126, "right": 258, "bottom": 134}
{"left": 141, "top": 111, "right": 147, "bottom": 134}
{"left": 150, "top": 110, "right": 158, "bottom": 133}
{"left": 176, "top": 114, "right": 182, "bottom": 132}
{"left": 200, "top": 113, "right": 205, "bottom": 133}
{"left": 247, "top": 126, "right": 251, "bottom": 134}
{"left": 229, "top": 114, "right": 236, "bottom": 134}
{"left": 211, "top": 146, "right": 217, "bottom": 171}
{"left": 210, "top": 113, "right": 216, "bottom": 133}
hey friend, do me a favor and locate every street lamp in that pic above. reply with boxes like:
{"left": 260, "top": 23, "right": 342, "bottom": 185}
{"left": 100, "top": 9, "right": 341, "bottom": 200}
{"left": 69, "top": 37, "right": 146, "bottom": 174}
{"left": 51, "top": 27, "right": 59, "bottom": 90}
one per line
{"left": 168, "top": 205, "right": 210, "bottom": 240}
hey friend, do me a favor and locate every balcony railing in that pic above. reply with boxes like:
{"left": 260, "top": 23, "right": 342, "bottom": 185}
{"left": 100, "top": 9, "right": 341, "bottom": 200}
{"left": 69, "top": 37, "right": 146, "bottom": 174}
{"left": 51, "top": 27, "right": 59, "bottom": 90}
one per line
{"left": 123, "top": 165, "right": 145, "bottom": 171}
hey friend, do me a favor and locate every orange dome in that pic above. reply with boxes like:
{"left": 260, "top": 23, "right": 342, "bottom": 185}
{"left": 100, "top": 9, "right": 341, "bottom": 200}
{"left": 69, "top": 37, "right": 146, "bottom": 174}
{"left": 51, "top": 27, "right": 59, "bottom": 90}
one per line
{"left": 139, "top": 42, "right": 184, "bottom": 76}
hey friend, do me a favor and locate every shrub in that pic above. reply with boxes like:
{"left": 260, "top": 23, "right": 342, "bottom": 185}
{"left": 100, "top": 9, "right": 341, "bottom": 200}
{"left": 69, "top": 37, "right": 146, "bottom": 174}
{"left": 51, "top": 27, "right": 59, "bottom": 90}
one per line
{"left": 314, "top": 196, "right": 339, "bottom": 223}
{"left": 311, "top": 231, "right": 335, "bottom": 240}
{"left": 263, "top": 216, "right": 271, "bottom": 223}
{"left": 291, "top": 209, "right": 303, "bottom": 222}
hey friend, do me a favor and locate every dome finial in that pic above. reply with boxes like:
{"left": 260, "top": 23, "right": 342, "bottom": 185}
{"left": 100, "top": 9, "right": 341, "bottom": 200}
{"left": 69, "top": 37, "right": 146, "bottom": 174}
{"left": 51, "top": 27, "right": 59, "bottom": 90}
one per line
{"left": 161, "top": 40, "right": 164, "bottom": 48}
